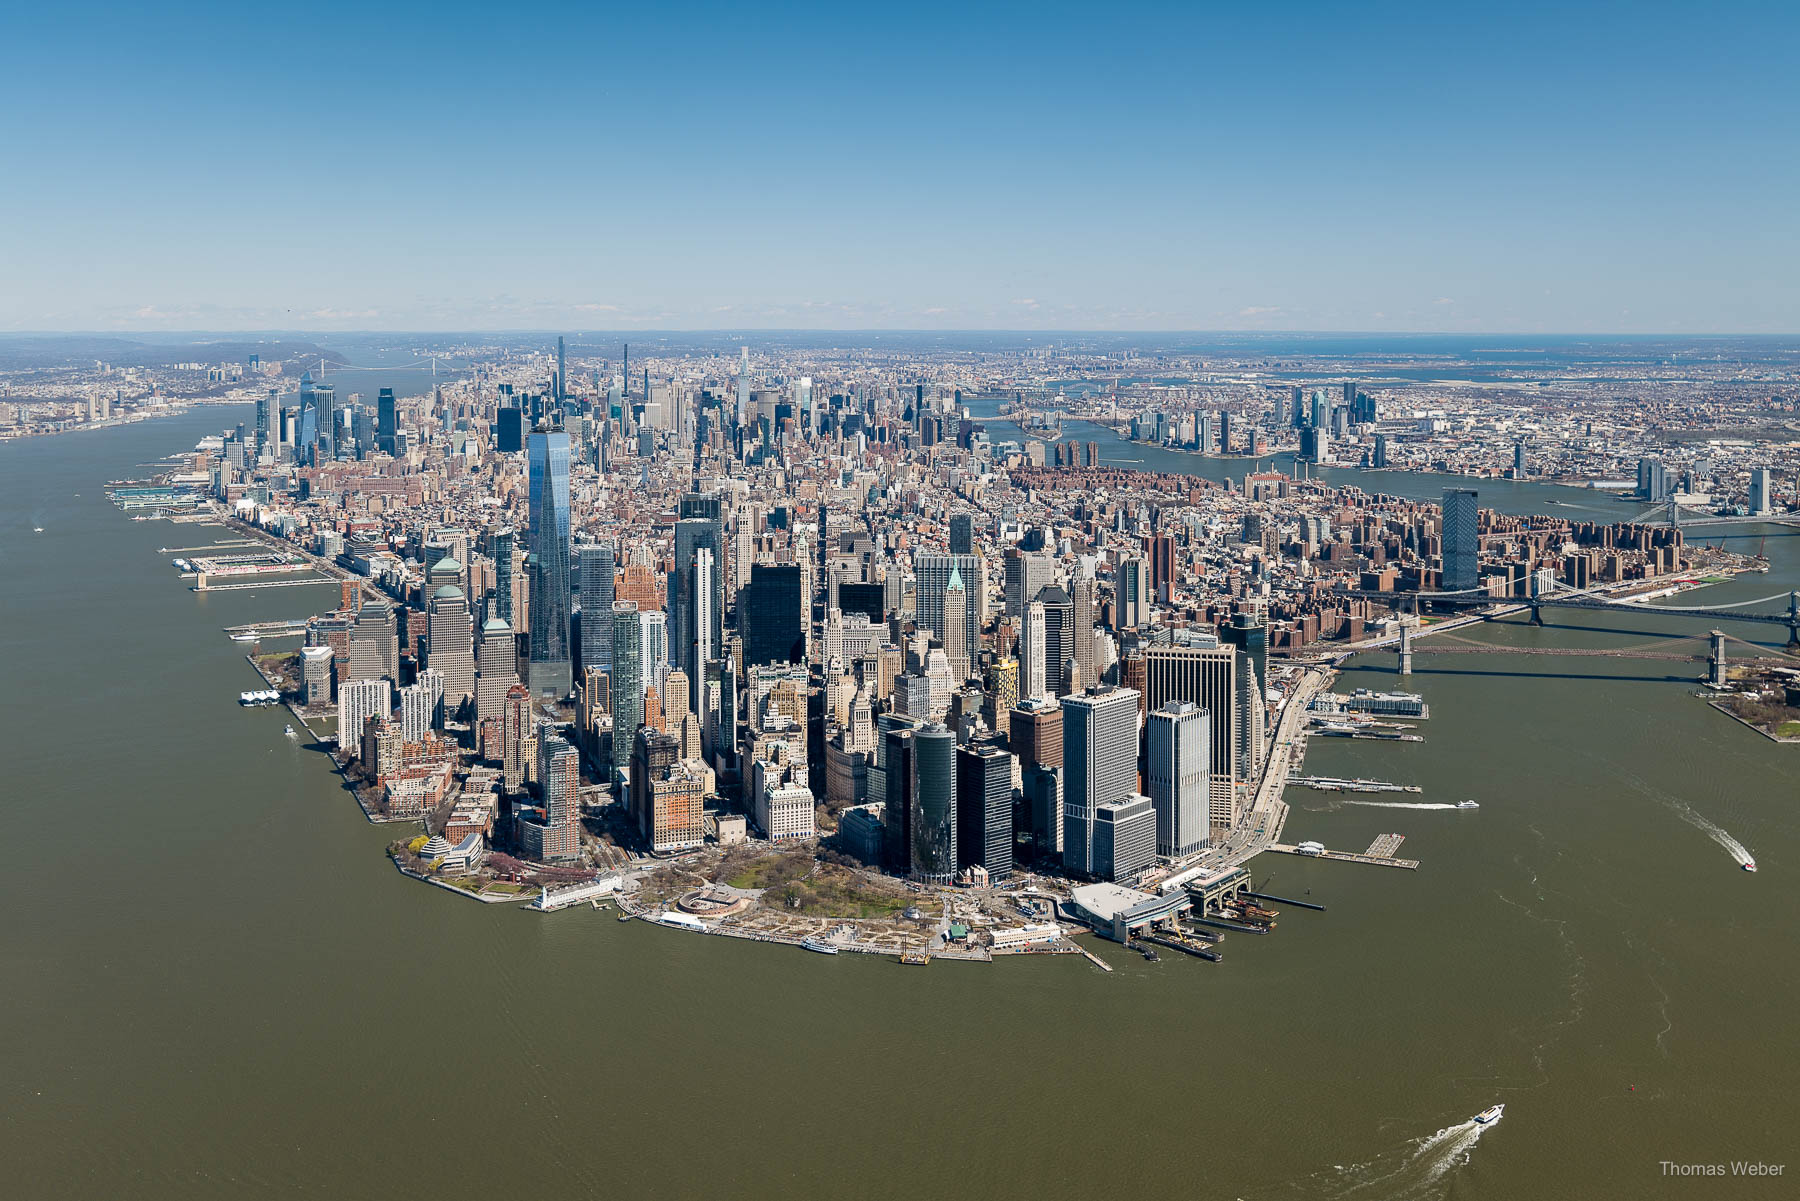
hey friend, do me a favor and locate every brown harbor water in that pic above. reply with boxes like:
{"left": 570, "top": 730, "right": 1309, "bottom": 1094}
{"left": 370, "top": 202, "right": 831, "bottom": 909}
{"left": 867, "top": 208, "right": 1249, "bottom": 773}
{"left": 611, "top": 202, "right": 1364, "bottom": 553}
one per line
{"left": 2, "top": 407, "right": 1796, "bottom": 1199}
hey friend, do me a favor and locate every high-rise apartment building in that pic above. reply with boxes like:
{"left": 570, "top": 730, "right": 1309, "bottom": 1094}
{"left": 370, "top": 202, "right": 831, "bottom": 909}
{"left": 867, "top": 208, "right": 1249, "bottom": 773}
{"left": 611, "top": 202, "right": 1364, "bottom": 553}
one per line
{"left": 578, "top": 541, "right": 615, "bottom": 674}
{"left": 611, "top": 601, "right": 644, "bottom": 739}
{"left": 336, "top": 677, "right": 389, "bottom": 749}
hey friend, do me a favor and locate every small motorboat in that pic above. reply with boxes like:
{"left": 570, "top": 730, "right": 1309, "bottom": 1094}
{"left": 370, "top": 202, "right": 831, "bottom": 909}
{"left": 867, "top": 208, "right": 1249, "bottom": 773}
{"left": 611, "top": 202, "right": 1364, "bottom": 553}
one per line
{"left": 1459, "top": 799, "right": 1480, "bottom": 810}
{"left": 1472, "top": 1104, "right": 1505, "bottom": 1126}
{"left": 1743, "top": 860, "right": 1757, "bottom": 873}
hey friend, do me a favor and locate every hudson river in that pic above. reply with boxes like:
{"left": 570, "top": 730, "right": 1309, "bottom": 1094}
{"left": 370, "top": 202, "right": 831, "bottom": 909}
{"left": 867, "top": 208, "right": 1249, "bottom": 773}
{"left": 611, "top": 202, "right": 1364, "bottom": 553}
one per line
{"left": 3, "top": 408, "right": 1794, "bottom": 1199}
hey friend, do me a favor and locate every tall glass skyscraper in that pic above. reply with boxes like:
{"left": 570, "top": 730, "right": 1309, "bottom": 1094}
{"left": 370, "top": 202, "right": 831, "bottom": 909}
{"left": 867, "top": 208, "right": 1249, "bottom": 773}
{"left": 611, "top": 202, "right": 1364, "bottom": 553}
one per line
{"left": 611, "top": 601, "right": 644, "bottom": 739}
{"left": 579, "top": 541, "right": 615, "bottom": 675}
{"left": 1442, "top": 489, "right": 1480, "bottom": 592}
{"left": 527, "top": 427, "right": 572, "bottom": 700}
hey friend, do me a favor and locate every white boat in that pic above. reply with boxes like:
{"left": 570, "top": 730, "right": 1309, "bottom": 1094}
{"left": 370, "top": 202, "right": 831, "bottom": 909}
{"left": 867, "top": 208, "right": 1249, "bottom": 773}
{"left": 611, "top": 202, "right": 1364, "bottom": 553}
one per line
{"left": 800, "top": 936, "right": 839, "bottom": 955}
{"left": 284, "top": 724, "right": 296, "bottom": 738}
{"left": 1472, "top": 1103, "right": 1505, "bottom": 1126}
{"left": 33, "top": 527, "right": 45, "bottom": 533}
{"left": 1459, "top": 799, "right": 1480, "bottom": 810}
{"left": 1743, "top": 860, "right": 1757, "bottom": 873}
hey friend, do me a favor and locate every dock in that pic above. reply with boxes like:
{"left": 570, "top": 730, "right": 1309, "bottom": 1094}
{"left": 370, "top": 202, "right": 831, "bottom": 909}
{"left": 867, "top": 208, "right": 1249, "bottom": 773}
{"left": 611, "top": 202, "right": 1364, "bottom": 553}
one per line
{"left": 1364, "top": 833, "right": 1407, "bottom": 858}
{"left": 1073, "top": 942, "right": 1114, "bottom": 972}
{"left": 1266, "top": 842, "right": 1420, "bottom": 870}
{"left": 1189, "top": 915, "right": 1269, "bottom": 935}
{"left": 1138, "top": 932, "right": 1222, "bottom": 962}
{"left": 1244, "top": 891, "right": 1326, "bottom": 912}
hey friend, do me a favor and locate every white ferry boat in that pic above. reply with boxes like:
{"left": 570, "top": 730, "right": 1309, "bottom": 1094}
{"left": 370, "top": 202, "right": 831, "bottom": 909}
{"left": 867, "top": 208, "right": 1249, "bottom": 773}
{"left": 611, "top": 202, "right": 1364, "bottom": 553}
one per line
{"left": 1458, "top": 799, "right": 1480, "bottom": 810}
{"left": 800, "top": 936, "right": 839, "bottom": 955}
{"left": 1472, "top": 1103, "right": 1505, "bottom": 1126}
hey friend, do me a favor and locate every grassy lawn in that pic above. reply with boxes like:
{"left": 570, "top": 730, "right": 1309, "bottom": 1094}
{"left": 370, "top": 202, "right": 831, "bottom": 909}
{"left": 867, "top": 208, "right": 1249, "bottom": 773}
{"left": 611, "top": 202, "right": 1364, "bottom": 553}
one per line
{"left": 1777, "top": 722, "right": 1800, "bottom": 739}
{"left": 722, "top": 846, "right": 814, "bottom": 890}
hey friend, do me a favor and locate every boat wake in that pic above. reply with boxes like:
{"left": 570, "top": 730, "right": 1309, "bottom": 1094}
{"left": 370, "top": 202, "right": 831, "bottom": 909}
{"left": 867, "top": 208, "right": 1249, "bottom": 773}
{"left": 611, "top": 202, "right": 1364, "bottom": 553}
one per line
{"left": 1675, "top": 807, "right": 1755, "bottom": 870}
{"left": 1342, "top": 801, "right": 1461, "bottom": 811}
{"left": 1267, "top": 1118, "right": 1491, "bottom": 1200}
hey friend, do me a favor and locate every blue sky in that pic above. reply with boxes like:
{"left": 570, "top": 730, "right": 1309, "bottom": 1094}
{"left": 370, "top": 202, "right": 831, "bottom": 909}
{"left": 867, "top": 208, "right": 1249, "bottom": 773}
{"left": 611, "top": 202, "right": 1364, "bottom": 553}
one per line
{"left": 3, "top": 1, "right": 1796, "bottom": 332}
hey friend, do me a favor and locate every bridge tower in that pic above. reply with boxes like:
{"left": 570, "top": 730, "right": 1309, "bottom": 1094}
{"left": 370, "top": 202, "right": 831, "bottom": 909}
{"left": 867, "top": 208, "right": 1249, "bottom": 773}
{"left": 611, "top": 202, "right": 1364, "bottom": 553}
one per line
{"left": 1398, "top": 625, "right": 1414, "bottom": 676}
{"left": 1788, "top": 591, "right": 1800, "bottom": 650}
{"left": 1708, "top": 629, "right": 1728, "bottom": 687}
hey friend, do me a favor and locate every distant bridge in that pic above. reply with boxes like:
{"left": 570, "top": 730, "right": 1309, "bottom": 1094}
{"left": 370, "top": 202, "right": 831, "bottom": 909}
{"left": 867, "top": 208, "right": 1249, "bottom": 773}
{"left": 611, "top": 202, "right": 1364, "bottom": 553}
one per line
{"left": 1628, "top": 496, "right": 1800, "bottom": 530}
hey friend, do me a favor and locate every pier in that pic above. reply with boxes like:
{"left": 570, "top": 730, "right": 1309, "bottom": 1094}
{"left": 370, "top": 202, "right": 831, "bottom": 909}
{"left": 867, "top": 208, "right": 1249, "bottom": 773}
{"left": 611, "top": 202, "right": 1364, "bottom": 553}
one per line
{"left": 1288, "top": 775, "right": 1421, "bottom": 794}
{"left": 1266, "top": 842, "right": 1420, "bottom": 870}
{"left": 226, "top": 619, "right": 312, "bottom": 639}
{"left": 1244, "top": 891, "right": 1326, "bottom": 912}
{"left": 196, "top": 574, "right": 336, "bottom": 592}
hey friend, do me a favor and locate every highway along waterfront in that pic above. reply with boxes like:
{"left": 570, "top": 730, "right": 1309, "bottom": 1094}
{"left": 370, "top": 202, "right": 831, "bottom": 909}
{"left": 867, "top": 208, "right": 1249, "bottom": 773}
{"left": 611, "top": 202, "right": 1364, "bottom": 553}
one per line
{"left": 3, "top": 408, "right": 1796, "bottom": 1201}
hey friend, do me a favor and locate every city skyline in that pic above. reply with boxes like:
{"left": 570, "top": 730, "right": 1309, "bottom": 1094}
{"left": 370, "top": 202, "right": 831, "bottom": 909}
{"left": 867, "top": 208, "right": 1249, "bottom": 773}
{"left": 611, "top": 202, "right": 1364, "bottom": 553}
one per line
{"left": 5, "top": 2, "right": 1797, "bottom": 334}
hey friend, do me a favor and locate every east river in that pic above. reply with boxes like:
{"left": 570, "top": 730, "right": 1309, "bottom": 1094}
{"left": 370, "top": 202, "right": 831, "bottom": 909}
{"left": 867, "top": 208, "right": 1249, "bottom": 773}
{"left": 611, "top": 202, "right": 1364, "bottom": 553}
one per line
{"left": 3, "top": 406, "right": 1795, "bottom": 1199}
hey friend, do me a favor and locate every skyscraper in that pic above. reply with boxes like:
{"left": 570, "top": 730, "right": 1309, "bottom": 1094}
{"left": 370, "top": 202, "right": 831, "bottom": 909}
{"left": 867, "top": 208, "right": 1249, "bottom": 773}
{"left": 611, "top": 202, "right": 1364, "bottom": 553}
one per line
{"left": 337, "top": 678, "right": 389, "bottom": 750}
{"left": 493, "top": 528, "right": 516, "bottom": 625}
{"left": 555, "top": 335, "right": 565, "bottom": 403}
{"left": 578, "top": 541, "right": 615, "bottom": 673}
{"left": 1035, "top": 584, "right": 1074, "bottom": 696}
{"left": 740, "top": 563, "right": 807, "bottom": 667}
{"left": 611, "top": 601, "right": 644, "bottom": 739}
{"left": 1071, "top": 567, "right": 1096, "bottom": 693}
{"left": 1004, "top": 550, "right": 1054, "bottom": 619}
{"left": 1116, "top": 556, "right": 1150, "bottom": 629}
{"left": 910, "top": 723, "right": 957, "bottom": 884}
{"left": 941, "top": 567, "right": 968, "bottom": 682}
{"left": 1749, "top": 467, "right": 1773, "bottom": 516}
{"left": 476, "top": 618, "right": 518, "bottom": 724}
{"left": 1061, "top": 686, "right": 1140, "bottom": 878}
{"left": 1145, "top": 641, "right": 1238, "bottom": 836}
{"left": 949, "top": 513, "right": 974, "bottom": 556}
{"left": 1021, "top": 600, "right": 1048, "bottom": 702}
{"left": 737, "top": 345, "right": 750, "bottom": 427}
{"left": 915, "top": 551, "right": 983, "bottom": 680}
{"left": 1147, "top": 701, "right": 1209, "bottom": 857}
{"left": 527, "top": 427, "right": 573, "bottom": 699}
{"left": 500, "top": 684, "right": 532, "bottom": 792}
{"left": 1442, "top": 488, "right": 1480, "bottom": 592}
{"left": 426, "top": 585, "right": 476, "bottom": 713}
{"left": 956, "top": 742, "right": 1012, "bottom": 880}
{"left": 376, "top": 387, "right": 396, "bottom": 455}
{"left": 672, "top": 503, "right": 723, "bottom": 685}
{"left": 347, "top": 597, "right": 398, "bottom": 685}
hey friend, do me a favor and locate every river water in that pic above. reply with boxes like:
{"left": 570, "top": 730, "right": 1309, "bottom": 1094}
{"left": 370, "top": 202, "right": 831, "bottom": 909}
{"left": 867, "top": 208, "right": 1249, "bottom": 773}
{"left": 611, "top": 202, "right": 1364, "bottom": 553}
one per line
{"left": 3, "top": 406, "right": 1795, "bottom": 1199}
